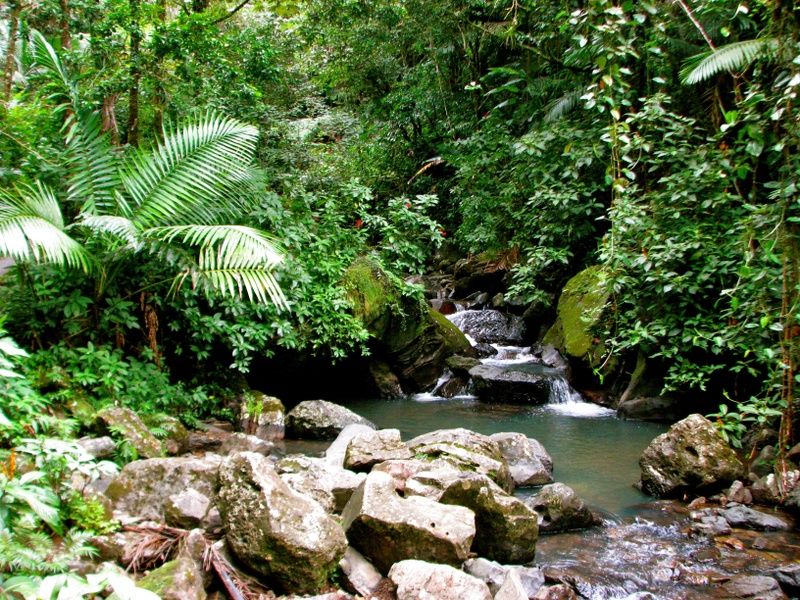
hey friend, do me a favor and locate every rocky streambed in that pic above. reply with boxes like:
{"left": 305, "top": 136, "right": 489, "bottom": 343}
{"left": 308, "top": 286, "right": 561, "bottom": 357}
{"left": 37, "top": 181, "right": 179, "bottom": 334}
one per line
{"left": 80, "top": 395, "right": 800, "bottom": 600}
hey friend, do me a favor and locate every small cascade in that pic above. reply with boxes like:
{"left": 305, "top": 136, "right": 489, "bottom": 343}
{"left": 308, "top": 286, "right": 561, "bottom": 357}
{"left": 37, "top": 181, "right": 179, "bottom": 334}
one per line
{"left": 547, "top": 376, "right": 616, "bottom": 417}
{"left": 548, "top": 376, "right": 585, "bottom": 404}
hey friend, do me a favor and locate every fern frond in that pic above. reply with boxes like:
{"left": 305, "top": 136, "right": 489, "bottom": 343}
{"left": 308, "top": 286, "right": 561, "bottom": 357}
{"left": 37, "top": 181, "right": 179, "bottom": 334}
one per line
{"left": 0, "top": 183, "right": 90, "bottom": 271}
{"left": 543, "top": 89, "right": 584, "bottom": 123}
{"left": 122, "top": 113, "right": 260, "bottom": 228}
{"left": 681, "top": 38, "right": 776, "bottom": 84}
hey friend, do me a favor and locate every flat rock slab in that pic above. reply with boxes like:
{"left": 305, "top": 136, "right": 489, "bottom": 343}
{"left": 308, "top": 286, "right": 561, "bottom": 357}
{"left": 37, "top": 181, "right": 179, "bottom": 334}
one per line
{"left": 344, "top": 428, "right": 413, "bottom": 472}
{"left": 277, "top": 454, "right": 365, "bottom": 513}
{"left": 388, "top": 560, "right": 492, "bottom": 600}
{"left": 341, "top": 471, "right": 475, "bottom": 574}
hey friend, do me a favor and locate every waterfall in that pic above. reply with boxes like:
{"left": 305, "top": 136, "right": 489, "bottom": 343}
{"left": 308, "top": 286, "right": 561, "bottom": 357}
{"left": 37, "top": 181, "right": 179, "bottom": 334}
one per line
{"left": 548, "top": 376, "right": 584, "bottom": 404}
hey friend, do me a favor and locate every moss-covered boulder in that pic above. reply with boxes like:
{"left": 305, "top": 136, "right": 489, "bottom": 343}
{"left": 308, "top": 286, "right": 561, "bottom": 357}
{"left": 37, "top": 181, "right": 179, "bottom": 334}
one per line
{"left": 137, "top": 554, "right": 206, "bottom": 600}
{"left": 343, "top": 257, "right": 473, "bottom": 391}
{"left": 142, "top": 414, "right": 189, "bottom": 455}
{"left": 285, "top": 399, "right": 375, "bottom": 441}
{"left": 96, "top": 406, "right": 162, "bottom": 459}
{"left": 639, "top": 414, "right": 745, "bottom": 497}
{"left": 238, "top": 391, "right": 285, "bottom": 441}
{"left": 543, "top": 266, "right": 610, "bottom": 368}
{"left": 525, "top": 483, "right": 600, "bottom": 533}
{"left": 217, "top": 452, "right": 348, "bottom": 594}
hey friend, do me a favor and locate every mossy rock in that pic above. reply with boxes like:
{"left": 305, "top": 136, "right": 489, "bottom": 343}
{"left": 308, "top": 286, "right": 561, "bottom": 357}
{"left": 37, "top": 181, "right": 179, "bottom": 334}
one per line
{"left": 343, "top": 257, "right": 473, "bottom": 391}
{"left": 543, "top": 265, "right": 610, "bottom": 366}
{"left": 96, "top": 406, "right": 163, "bottom": 459}
{"left": 142, "top": 414, "right": 189, "bottom": 455}
{"left": 137, "top": 554, "right": 206, "bottom": 600}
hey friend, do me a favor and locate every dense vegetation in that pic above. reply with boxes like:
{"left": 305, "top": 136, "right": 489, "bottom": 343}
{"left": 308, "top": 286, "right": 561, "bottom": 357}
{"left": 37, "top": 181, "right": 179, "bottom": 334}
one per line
{"left": 1, "top": 0, "right": 799, "bottom": 592}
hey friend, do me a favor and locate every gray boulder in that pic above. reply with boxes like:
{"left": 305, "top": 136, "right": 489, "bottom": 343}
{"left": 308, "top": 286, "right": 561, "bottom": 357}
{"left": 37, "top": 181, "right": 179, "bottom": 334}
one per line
{"left": 96, "top": 406, "right": 162, "bottom": 459}
{"left": 373, "top": 458, "right": 466, "bottom": 493}
{"left": 142, "top": 414, "right": 189, "bottom": 456}
{"left": 406, "top": 428, "right": 514, "bottom": 492}
{"left": 469, "top": 364, "right": 552, "bottom": 405}
{"left": 773, "top": 563, "right": 800, "bottom": 596}
{"left": 490, "top": 432, "right": 553, "bottom": 487}
{"left": 219, "top": 432, "right": 274, "bottom": 456}
{"left": 463, "top": 558, "right": 544, "bottom": 597}
{"left": 718, "top": 504, "right": 791, "bottom": 531}
{"left": 406, "top": 470, "right": 538, "bottom": 563}
{"left": 639, "top": 414, "right": 745, "bottom": 497}
{"left": 164, "top": 489, "right": 214, "bottom": 530}
{"left": 388, "top": 560, "right": 492, "bottom": 600}
{"left": 104, "top": 454, "right": 222, "bottom": 522}
{"left": 324, "top": 423, "right": 378, "bottom": 468}
{"left": 276, "top": 455, "right": 365, "bottom": 513}
{"left": 286, "top": 400, "right": 375, "bottom": 441}
{"left": 716, "top": 575, "right": 787, "bottom": 600}
{"left": 217, "top": 452, "right": 347, "bottom": 594}
{"left": 341, "top": 471, "right": 475, "bottom": 573}
{"left": 344, "top": 428, "right": 413, "bottom": 472}
{"left": 616, "top": 396, "right": 688, "bottom": 423}
{"left": 238, "top": 391, "right": 285, "bottom": 441}
{"left": 338, "top": 547, "right": 386, "bottom": 599}
{"left": 448, "top": 310, "right": 525, "bottom": 344}
{"left": 77, "top": 436, "right": 116, "bottom": 459}
{"left": 135, "top": 553, "right": 206, "bottom": 600}
{"left": 526, "top": 483, "right": 599, "bottom": 533}
{"left": 533, "top": 584, "right": 579, "bottom": 600}
{"left": 495, "top": 570, "right": 529, "bottom": 600}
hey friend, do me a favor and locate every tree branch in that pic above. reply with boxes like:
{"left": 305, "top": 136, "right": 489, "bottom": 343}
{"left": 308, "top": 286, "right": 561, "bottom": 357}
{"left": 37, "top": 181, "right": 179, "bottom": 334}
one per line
{"left": 212, "top": 0, "right": 251, "bottom": 25}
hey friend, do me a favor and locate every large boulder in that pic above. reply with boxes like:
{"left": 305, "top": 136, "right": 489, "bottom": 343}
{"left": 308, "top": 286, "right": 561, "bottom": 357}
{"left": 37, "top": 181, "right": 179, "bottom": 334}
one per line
{"left": 447, "top": 310, "right": 525, "bottom": 345}
{"left": 543, "top": 266, "right": 610, "bottom": 370}
{"left": 463, "top": 558, "right": 545, "bottom": 598}
{"left": 285, "top": 400, "right": 375, "bottom": 441}
{"left": 388, "top": 560, "right": 492, "bottom": 600}
{"left": 344, "top": 428, "right": 413, "bottom": 472}
{"left": 341, "top": 471, "right": 476, "bottom": 573}
{"left": 217, "top": 452, "right": 347, "bottom": 594}
{"left": 96, "top": 406, "right": 162, "bottom": 459}
{"left": 406, "top": 428, "right": 513, "bottom": 492}
{"left": 616, "top": 396, "right": 689, "bottom": 423}
{"left": 490, "top": 432, "right": 553, "bottom": 487}
{"left": 325, "top": 424, "right": 378, "bottom": 468}
{"left": 638, "top": 414, "right": 745, "bottom": 497}
{"left": 276, "top": 454, "right": 366, "bottom": 513}
{"left": 339, "top": 547, "right": 386, "bottom": 599}
{"left": 238, "top": 391, "right": 285, "bottom": 441}
{"left": 715, "top": 575, "right": 787, "bottom": 600}
{"left": 219, "top": 432, "right": 273, "bottom": 456}
{"left": 343, "top": 257, "right": 474, "bottom": 391}
{"left": 469, "top": 364, "right": 554, "bottom": 405}
{"left": 406, "top": 470, "right": 538, "bottom": 563}
{"left": 525, "top": 483, "right": 599, "bottom": 533}
{"left": 142, "top": 414, "right": 189, "bottom": 455}
{"left": 104, "top": 454, "right": 222, "bottom": 522}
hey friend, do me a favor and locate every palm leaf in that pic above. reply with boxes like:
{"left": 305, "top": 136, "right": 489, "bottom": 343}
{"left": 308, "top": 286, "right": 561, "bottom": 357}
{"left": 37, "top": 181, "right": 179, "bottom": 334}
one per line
{"left": 543, "top": 88, "right": 584, "bottom": 123}
{"left": 80, "top": 214, "right": 141, "bottom": 249}
{"left": 30, "top": 31, "right": 79, "bottom": 113}
{"left": 681, "top": 38, "right": 776, "bottom": 84}
{"left": 122, "top": 113, "right": 261, "bottom": 229}
{"left": 65, "top": 112, "right": 122, "bottom": 215}
{"left": 0, "top": 183, "right": 90, "bottom": 271}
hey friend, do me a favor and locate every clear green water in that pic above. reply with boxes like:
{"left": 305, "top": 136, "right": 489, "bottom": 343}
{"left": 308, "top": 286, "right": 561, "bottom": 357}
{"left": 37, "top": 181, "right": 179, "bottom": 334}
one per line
{"left": 342, "top": 396, "right": 667, "bottom": 518}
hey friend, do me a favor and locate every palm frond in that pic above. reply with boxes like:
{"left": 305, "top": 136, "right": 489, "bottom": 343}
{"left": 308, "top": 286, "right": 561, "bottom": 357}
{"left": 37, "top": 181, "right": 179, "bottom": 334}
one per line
{"left": 543, "top": 88, "right": 584, "bottom": 123}
{"left": 66, "top": 112, "right": 122, "bottom": 215}
{"left": 681, "top": 38, "right": 776, "bottom": 84}
{"left": 0, "top": 183, "right": 90, "bottom": 271}
{"left": 30, "top": 31, "right": 79, "bottom": 113}
{"left": 81, "top": 215, "right": 141, "bottom": 249}
{"left": 122, "top": 113, "right": 261, "bottom": 228}
{"left": 154, "top": 225, "right": 286, "bottom": 307}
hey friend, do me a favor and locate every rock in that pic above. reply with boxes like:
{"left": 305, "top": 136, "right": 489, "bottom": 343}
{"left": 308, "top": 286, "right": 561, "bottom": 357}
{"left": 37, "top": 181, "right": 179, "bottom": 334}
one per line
{"left": 105, "top": 454, "right": 222, "bottom": 522}
{"left": 616, "top": 396, "right": 688, "bottom": 423}
{"left": 164, "top": 489, "right": 212, "bottom": 530}
{"left": 219, "top": 432, "right": 273, "bottom": 456}
{"left": 445, "top": 354, "right": 482, "bottom": 377}
{"left": 490, "top": 432, "right": 553, "bottom": 487}
{"left": 773, "top": 563, "right": 800, "bottom": 596}
{"left": 689, "top": 509, "right": 732, "bottom": 536}
{"left": 276, "top": 455, "right": 365, "bottom": 513}
{"left": 533, "top": 584, "right": 579, "bottom": 600}
{"left": 373, "top": 458, "right": 464, "bottom": 492}
{"left": 406, "top": 428, "right": 514, "bottom": 492}
{"left": 526, "top": 483, "right": 599, "bottom": 533}
{"left": 66, "top": 397, "right": 96, "bottom": 427}
{"left": 368, "top": 360, "right": 404, "bottom": 399}
{"left": 469, "top": 364, "right": 554, "bottom": 405}
{"left": 542, "top": 265, "right": 610, "bottom": 368}
{"left": 786, "top": 443, "right": 800, "bottom": 465}
{"left": 238, "top": 391, "right": 285, "bottom": 441}
{"left": 751, "top": 445, "right": 776, "bottom": 479}
{"left": 339, "top": 547, "right": 385, "bottom": 598}
{"left": 324, "top": 423, "right": 378, "bottom": 468}
{"left": 463, "top": 558, "right": 544, "bottom": 597}
{"left": 537, "top": 345, "right": 570, "bottom": 371}
{"left": 406, "top": 470, "right": 538, "bottom": 563}
{"left": 96, "top": 406, "right": 163, "bottom": 459}
{"left": 77, "top": 436, "right": 116, "bottom": 459}
{"left": 727, "top": 480, "right": 753, "bottom": 505}
{"left": 388, "top": 560, "right": 492, "bottom": 600}
{"left": 495, "top": 570, "right": 529, "bottom": 600}
{"left": 142, "top": 414, "right": 189, "bottom": 456}
{"left": 341, "top": 471, "right": 475, "bottom": 573}
{"left": 716, "top": 575, "right": 787, "bottom": 599}
{"left": 343, "top": 257, "right": 474, "bottom": 391}
{"left": 136, "top": 553, "right": 206, "bottom": 600}
{"left": 217, "top": 452, "right": 347, "bottom": 594}
{"left": 285, "top": 400, "right": 375, "bottom": 441}
{"left": 447, "top": 310, "right": 525, "bottom": 345}
{"left": 344, "top": 428, "right": 413, "bottom": 471}
{"left": 751, "top": 473, "right": 784, "bottom": 505}
{"left": 474, "top": 342, "right": 499, "bottom": 358}
{"left": 718, "top": 504, "right": 791, "bottom": 531}
{"left": 638, "top": 414, "right": 745, "bottom": 497}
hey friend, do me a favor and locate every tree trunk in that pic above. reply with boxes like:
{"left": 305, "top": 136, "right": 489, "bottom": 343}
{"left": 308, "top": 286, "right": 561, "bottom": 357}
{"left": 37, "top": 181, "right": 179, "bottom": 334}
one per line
{"left": 152, "top": 0, "right": 167, "bottom": 137}
{"left": 126, "top": 0, "right": 141, "bottom": 147}
{"left": 60, "top": 0, "right": 72, "bottom": 50}
{"left": 3, "top": 1, "right": 20, "bottom": 104}
{"left": 102, "top": 94, "right": 120, "bottom": 145}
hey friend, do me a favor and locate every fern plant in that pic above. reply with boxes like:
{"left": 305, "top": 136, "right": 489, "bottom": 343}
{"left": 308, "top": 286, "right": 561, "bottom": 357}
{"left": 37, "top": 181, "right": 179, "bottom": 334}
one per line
{"left": 0, "top": 32, "right": 287, "bottom": 307}
{"left": 681, "top": 38, "right": 777, "bottom": 84}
